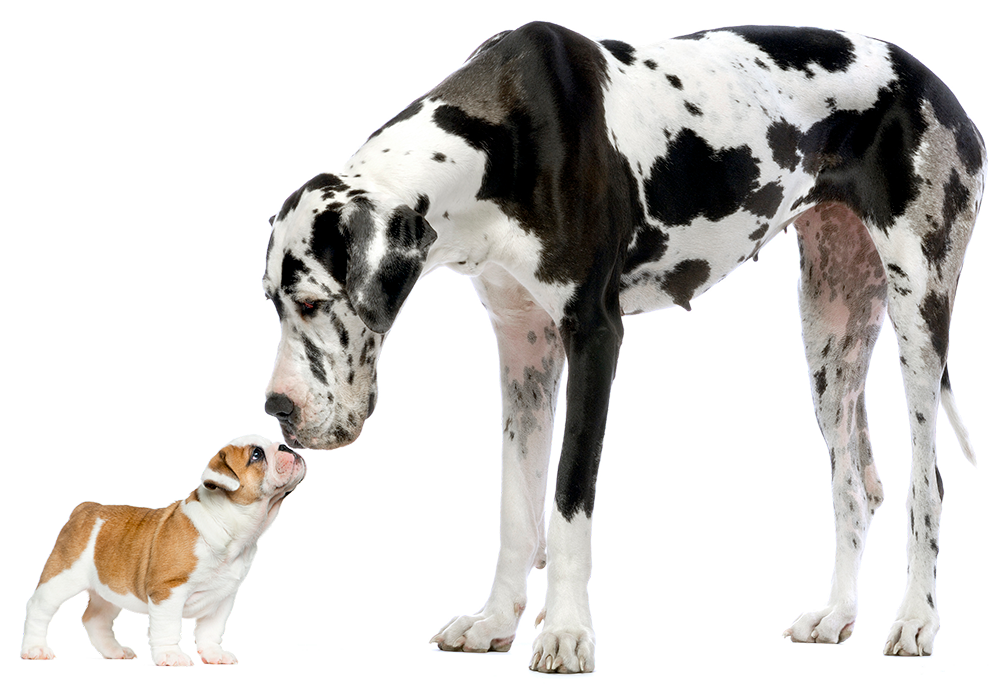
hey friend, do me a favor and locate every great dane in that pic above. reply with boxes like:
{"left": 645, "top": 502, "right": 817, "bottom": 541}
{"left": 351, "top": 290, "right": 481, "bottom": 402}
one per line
{"left": 261, "top": 22, "right": 985, "bottom": 672}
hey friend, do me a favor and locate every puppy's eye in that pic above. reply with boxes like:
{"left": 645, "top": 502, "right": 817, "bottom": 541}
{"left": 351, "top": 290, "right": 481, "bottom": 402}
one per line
{"left": 297, "top": 300, "right": 320, "bottom": 317}
{"left": 249, "top": 447, "right": 265, "bottom": 464}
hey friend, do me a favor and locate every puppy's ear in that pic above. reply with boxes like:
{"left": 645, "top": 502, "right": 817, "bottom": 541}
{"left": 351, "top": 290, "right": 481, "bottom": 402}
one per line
{"left": 201, "top": 450, "right": 241, "bottom": 492}
{"left": 346, "top": 205, "right": 436, "bottom": 334}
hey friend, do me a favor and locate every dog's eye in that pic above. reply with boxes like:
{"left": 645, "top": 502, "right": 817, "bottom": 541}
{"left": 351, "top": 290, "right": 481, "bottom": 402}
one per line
{"left": 297, "top": 300, "right": 322, "bottom": 317}
{"left": 249, "top": 447, "right": 265, "bottom": 464}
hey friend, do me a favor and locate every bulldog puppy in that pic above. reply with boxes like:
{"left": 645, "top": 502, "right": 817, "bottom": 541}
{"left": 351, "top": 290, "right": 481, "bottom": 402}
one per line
{"left": 21, "top": 436, "right": 305, "bottom": 666}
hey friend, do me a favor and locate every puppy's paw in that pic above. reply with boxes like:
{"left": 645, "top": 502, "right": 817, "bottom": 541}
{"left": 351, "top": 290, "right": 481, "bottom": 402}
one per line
{"left": 153, "top": 646, "right": 193, "bottom": 666}
{"left": 199, "top": 645, "right": 238, "bottom": 665}
{"left": 21, "top": 644, "right": 55, "bottom": 660}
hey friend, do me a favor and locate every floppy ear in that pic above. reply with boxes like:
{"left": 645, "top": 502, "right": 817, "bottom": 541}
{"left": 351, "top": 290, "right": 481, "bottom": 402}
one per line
{"left": 201, "top": 451, "right": 241, "bottom": 492}
{"left": 346, "top": 205, "right": 437, "bottom": 334}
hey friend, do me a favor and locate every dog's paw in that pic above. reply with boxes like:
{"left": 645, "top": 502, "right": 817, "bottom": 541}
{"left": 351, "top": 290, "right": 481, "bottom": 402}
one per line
{"left": 431, "top": 603, "right": 524, "bottom": 653}
{"left": 884, "top": 610, "right": 938, "bottom": 656}
{"left": 784, "top": 605, "right": 856, "bottom": 644}
{"left": 199, "top": 646, "right": 238, "bottom": 665}
{"left": 153, "top": 647, "right": 193, "bottom": 666}
{"left": 105, "top": 645, "right": 136, "bottom": 660}
{"left": 21, "top": 644, "right": 55, "bottom": 660}
{"left": 529, "top": 622, "right": 595, "bottom": 674}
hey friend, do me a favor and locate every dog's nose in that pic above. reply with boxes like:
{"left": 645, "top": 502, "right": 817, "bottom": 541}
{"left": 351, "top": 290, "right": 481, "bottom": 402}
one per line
{"left": 265, "top": 393, "right": 295, "bottom": 420}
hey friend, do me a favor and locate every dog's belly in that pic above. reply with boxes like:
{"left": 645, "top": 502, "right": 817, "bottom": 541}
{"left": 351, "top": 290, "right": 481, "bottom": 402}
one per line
{"left": 618, "top": 208, "right": 799, "bottom": 315}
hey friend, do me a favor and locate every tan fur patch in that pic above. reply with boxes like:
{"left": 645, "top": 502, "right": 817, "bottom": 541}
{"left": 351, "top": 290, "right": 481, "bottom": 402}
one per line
{"left": 217, "top": 445, "right": 266, "bottom": 507}
{"left": 38, "top": 503, "right": 101, "bottom": 586}
{"left": 89, "top": 501, "right": 199, "bottom": 605}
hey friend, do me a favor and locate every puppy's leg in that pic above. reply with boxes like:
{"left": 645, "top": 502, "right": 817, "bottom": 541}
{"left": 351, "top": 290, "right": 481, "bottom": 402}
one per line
{"left": 195, "top": 595, "right": 238, "bottom": 664}
{"left": 82, "top": 591, "right": 134, "bottom": 659}
{"left": 785, "top": 203, "right": 887, "bottom": 644}
{"left": 433, "top": 271, "right": 564, "bottom": 653}
{"left": 21, "top": 568, "right": 89, "bottom": 660}
{"left": 148, "top": 595, "right": 192, "bottom": 666}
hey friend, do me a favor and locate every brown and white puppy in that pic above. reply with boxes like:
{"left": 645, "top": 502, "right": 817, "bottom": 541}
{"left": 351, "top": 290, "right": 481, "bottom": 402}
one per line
{"left": 21, "top": 436, "right": 305, "bottom": 666}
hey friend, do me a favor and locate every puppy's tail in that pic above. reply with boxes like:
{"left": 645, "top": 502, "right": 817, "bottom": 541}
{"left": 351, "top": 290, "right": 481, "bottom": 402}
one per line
{"left": 941, "top": 365, "right": 976, "bottom": 466}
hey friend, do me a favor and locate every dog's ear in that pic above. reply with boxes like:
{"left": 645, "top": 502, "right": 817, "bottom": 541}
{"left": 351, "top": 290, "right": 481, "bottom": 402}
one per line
{"left": 201, "top": 450, "right": 241, "bottom": 492}
{"left": 346, "top": 205, "right": 436, "bottom": 334}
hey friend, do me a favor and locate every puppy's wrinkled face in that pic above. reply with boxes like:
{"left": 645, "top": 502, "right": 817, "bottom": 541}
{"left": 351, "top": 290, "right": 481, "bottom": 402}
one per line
{"left": 262, "top": 179, "right": 384, "bottom": 451}
{"left": 201, "top": 435, "right": 306, "bottom": 507}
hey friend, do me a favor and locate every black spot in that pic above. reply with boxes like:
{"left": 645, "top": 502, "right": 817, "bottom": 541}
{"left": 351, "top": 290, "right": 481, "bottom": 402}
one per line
{"left": 432, "top": 152, "right": 447, "bottom": 163}
{"left": 665, "top": 74, "right": 683, "bottom": 89}
{"left": 936, "top": 466, "right": 944, "bottom": 501}
{"left": 643, "top": 59, "right": 657, "bottom": 70}
{"left": 744, "top": 181, "right": 784, "bottom": 218}
{"left": 281, "top": 254, "right": 307, "bottom": 291}
{"left": 886, "top": 263, "right": 908, "bottom": 278}
{"left": 919, "top": 291, "right": 950, "bottom": 364}
{"left": 645, "top": 129, "right": 761, "bottom": 226}
{"left": 748, "top": 225, "right": 768, "bottom": 241}
{"left": 277, "top": 173, "right": 348, "bottom": 223}
{"left": 600, "top": 39, "right": 636, "bottom": 65}
{"left": 930, "top": 538, "right": 939, "bottom": 555}
{"left": 413, "top": 193, "right": 430, "bottom": 217}
{"left": 301, "top": 336, "right": 328, "bottom": 386}
{"left": 766, "top": 119, "right": 802, "bottom": 171}
{"left": 684, "top": 101, "right": 703, "bottom": 116}
{"left": 924, "top": 168, "right": 971, "bottom": 270}
{"left": 814, "top": 367, "right": 827, "bottom": 397}
{"left": 368, "top": 99, "right": 425, "bottom": 141}
{"left": 927, "top": 593, "right": 935, "bottom": 608}
{"left": 310, "top": 207, "right": 349, "bottom": 285}
{"left": 624, "top": 224, "right": 668, "bottom": 273}
{"left": 660, "top": 259, "right": 711, "bottom": 311}
{"left": 916, "top": 412, "right": 926, "bottom": 424}
{"left": 725, "top": 26, "right": 856, "bottom": 74}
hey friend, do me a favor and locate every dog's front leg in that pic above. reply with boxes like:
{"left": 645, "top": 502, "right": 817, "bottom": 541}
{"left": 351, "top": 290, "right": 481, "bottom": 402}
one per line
{"left": 432, "top": 271, "right": 565, "bottom": 653}
{"left": 148, "top": 594, "right": 192, "bottom": 666}
{"left": 531, "top": 300, "right": 623, "bottom": 674}
{"left": 195, "top": 594, "right": 238, "bottom": 664}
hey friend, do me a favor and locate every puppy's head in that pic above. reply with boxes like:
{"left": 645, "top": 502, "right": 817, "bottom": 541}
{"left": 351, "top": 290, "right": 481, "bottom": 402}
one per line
{"left": 200, "top": 435, "right": 306, "bottom": 507}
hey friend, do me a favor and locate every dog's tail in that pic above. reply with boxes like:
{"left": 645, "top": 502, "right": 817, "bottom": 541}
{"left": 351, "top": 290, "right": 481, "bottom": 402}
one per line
{"left": 941, "top": 365, "right": 976, "bottom": 465}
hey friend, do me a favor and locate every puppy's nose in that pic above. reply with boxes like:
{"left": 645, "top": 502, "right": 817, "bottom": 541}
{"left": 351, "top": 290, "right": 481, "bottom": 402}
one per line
{"left": 265, "top": 393, "right": 295, "bottom": 420}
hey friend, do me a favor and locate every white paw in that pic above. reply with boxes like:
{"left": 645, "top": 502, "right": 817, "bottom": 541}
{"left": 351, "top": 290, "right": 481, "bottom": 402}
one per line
{"left": 21, "top": 644, "right": 55, "bottom": 660}
{"left": 529, "top": 623, "right": 595, "bottom": 674}
{"left": 153, "top": 647, "right": 194, "bottom": 666}
{"left": 199, "top": 646, "right": 238, "bottom": 664}
{"left": 784, "top": 605, "right": 856, "bottom": 644}
{"left": 431, "top": 604, "right": 524, "bottom": 653}
{"left": 884, "top": 611, "right": 938, "bottom": 656}
{"left": 106, "top": 646, "right": 136, "bottom": 660}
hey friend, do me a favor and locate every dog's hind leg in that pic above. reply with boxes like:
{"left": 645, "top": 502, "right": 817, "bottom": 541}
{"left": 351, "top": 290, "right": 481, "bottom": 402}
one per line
{"left": 82, "top": 591, "right": 134, "bottom": 659}
{"left": 784, "top": 202, "right": 888, "bottom": 645}
{"left": 871, "top": 144, "right": 982, "bottom": 657}
{"left": 432, "top": 267, "right": 565, "bottom": 653}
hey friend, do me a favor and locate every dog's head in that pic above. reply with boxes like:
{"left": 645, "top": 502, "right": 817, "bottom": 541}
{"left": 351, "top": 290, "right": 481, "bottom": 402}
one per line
{"left": 200, "top": 435, "right": 306, "bottom": 508}
{"left": 262, "top": 174, "right": 436, "bottom": 449}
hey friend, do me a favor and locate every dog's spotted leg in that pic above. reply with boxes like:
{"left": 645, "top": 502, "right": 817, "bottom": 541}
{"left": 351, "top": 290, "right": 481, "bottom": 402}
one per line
{"left": 785, "top": 203, "right": 888, "bottom": 645}
{"left": 432, "top": 268, "right": 565, "bottom": 653}
{"left": 531, "top": 280, "right": 623, "bottom": 674}
{"left": 873, "top": 131, "right": 982, "bottom": 657}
